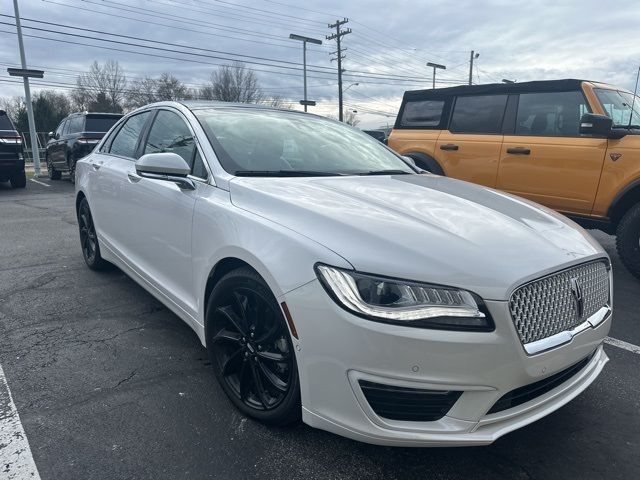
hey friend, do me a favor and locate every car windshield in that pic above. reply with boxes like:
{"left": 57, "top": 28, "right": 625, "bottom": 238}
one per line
{"left": 594, "top": 88, "right": 640, "bottom": 128}
{"left": 194, "top": 108, "right": 414, "bottom": 176}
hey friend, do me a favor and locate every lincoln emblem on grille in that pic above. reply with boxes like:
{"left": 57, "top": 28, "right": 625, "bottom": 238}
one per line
{"left": 570, "top": 277, "right": 584, "bottom": 319}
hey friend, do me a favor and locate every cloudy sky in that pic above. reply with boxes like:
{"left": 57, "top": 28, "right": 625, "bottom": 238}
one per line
{"left": 1, "top": 0, "right": 639, "bottom": 128}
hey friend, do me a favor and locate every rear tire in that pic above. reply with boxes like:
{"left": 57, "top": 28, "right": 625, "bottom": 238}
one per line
{"left": 10, "top": 171, "right": 26, "bottom": 189}
{"left": 77, "top": 198, "right": 108, "bottom": 271}
{"left": 47, "top": 155, "right": 61, "bottom": 180}
{"left": 206, "top": 267, "right": 301, "bottom": 426}
{"left": 616, "top": 203, "right": 640, "bottom": 281}
{"left": 68, "top": 155, "right": 76, "bottom": 184}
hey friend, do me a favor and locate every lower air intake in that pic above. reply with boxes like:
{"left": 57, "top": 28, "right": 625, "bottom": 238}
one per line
{"left": 359, "top": 380, "right": 462, "bottom": 422}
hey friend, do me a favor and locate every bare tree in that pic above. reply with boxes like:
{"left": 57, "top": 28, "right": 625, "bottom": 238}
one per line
{"left": 200, "top": 62, "right": 263, "bottom": 103}
{"left": 127, "top": 73, "right": 190, "bottom": 109}
{"left": 155, "top": 73, "right": 190, "bottom": 102}
{"left": 73, "top": 60, "right": 127, "bottom": 113}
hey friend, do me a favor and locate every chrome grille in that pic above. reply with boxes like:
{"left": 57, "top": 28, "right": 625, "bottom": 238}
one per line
{"left": 509, "top": 261, "right": 610, "bottom": 345}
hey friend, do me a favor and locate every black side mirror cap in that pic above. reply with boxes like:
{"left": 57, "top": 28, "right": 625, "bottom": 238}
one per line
{"left": 580, "top": 113, "right": 616, "bottom": 138}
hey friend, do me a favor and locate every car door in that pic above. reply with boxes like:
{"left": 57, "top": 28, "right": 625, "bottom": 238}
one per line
{"left": 435, "top": 94, "right": 508, "bottom": 187}
{"left": 48, "top": 119, "right": 67, "bottom": 167}
{"left": 498, "top": 90, "right": 607, "bottom": 215}
{"left": 91, "top": 111, "right": 153, "bottom": 256}
{"left": 121, "top": 108, "right": 207, "bottom": 315}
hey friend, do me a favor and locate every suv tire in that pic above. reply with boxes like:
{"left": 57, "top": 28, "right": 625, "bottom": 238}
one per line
{"left": 47, "top": 155, "right": 61, "bottom": 180}
{"left": 10, "top": 171, "right": 26, "bottom": 189}
{"left": 68, "top": 155, "right": 76, "bottom": 185}
{"left": 616, "top": 203, "right": 640, "bottom": 281}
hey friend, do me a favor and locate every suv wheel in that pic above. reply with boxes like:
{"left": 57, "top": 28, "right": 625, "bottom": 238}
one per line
{"left": 205, "top": 267, "right": 301, "bottom": 426}
{"left": 47, "top": 155, "right": 61, "bottom": 180}
{"left": 10, "top": 171, "right": 26, "bottom": 189}
{"left": 616, "top": 203, "right": 640, "bottom": 281}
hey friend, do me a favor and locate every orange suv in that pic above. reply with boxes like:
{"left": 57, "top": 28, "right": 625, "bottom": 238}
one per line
{"left": 388, "top": 79, "right": 640, "bottom": 280}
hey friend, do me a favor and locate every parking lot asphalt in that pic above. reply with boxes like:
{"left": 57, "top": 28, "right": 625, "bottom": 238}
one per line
{"left": 0, "top": 178, "right": 638, "bottom": 480}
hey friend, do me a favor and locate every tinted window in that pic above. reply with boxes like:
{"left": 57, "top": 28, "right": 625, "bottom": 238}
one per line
{"left": 85, "top": 116, "right": 122, "bottom": 132}
{"left": 144, "top": 110, "right": 199, "bottom": 170}
{"left": 62, "top": 119, "right": 72, "bottom": 135}
{"left": 109, "top": 112, "right": 151, "bottom": 158}
{"left": 450, "top": 95, "right": 508, "bottom": 134}
{"left": 400, "top": 100, "right": 445, "bottom": 127}
{"left": 55, "top": 120, "right": 67, "bottom": 138}
{"left": 516, "top": 91, "right": 590, "bottom": 136}
{"left": 0, "top": 113, "right": 14, "bottom": 130}
{"left": 67, "top": 116, "right": 84, "bottom": 134}
{"left": 594, "top": 89, "right": 640, "bottom": 127}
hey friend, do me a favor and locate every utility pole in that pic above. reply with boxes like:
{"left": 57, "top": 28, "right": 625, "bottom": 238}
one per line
{"left": 327, "top": 18, "right": 351, "bottom": 122}
{"left": 12, "top": 0, "right": 42, "bottom": 177}
{"left": 469, "top": 50, "right": 479, "bottom": 85}
{"left": 289, "top": 34, "right": 322, "bottom": 112}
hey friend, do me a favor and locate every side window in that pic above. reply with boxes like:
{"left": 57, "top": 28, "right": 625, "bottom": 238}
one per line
{"left": 55, "top": 120, "right": 66, "bottom": 138}
{"left": 515, "top": 91, "right": 591, "bottom": 137}
{"left": 144, "top": 110, "right": 205, "bottom": 177}
{"left": 62, "top": 119, "right": 72, "bottom": 136}
{"left": 67, "top": 116, "right": 84, "bottom": 134}
{"left": 109, "top": 112, "right": 151, "bottom": 159}
{"left": 400, "top": 100, "right": 445, "bottom": 128}
{"left": 450, "top": 95, "right": 508, "bottom": 134}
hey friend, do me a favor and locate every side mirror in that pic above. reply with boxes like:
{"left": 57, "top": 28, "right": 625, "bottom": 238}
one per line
{"left": 580, "top": 113, "right": 614, "bottom": 137}
{"left": 135, "top": 152, "right": 195, "bottom": 190}
{"left": 401, "top": 155, "right": 426, "bottom": 173}
{"left": 47, "top": 131, "right": 54, "bottom": 139}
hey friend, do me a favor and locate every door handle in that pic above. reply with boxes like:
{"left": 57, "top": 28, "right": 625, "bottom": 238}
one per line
{"left": 506, "top": 147, "right": 531, "bottom": 155}
{"left": 440, "top": 144, "right": 459, "bottom": 151}
{"left": 92, "top": 162, "right": 102, "bottom": 170}
{"left": 127, "top": 172, "right": 142, "bottom": 183}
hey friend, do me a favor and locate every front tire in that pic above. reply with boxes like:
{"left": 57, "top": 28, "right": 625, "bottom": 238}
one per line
{"left": 77, "top": 198, "right": 108, "bottom": 271}
{"left": 10, "top": 171, "right": 26, "bottom": 188}
{"left": 47, "top": 155, "right": 61, "bottom": 180}
{"left": 616, "top": 203, "right": 640, "bottom": 281}
{"left": 206, "top": 267, "right": 301, "bottom": 426}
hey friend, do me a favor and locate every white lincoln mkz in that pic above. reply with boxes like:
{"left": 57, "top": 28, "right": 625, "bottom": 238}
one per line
{"left": 75, "top": 101, "right": 612, "bottom": 446}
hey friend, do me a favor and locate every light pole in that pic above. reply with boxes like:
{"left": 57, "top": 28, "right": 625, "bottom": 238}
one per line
{"left": 11, "top": 0, "right": 43, "bottom": 177}
{"left": 426, "top": 62, "right": 446, "bottom": 89}
{"left": 469, "top": 51, "right": 480, "bottom": 85}
{"left": 289, "top": 33, "right": 322, "bottom": 112}
{"left": 343, "top": 82, "right": 359, "bottom": 93}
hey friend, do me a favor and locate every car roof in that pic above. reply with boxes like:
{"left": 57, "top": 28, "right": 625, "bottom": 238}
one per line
{"left": 402, "top": 79, "right": 609, "bottom": 102}
{"left": 67, "top": 112, "right": 123, "bottom": 117}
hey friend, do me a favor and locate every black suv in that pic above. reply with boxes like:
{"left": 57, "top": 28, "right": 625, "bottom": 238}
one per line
{"left": 0, "top": 110, "right": 26, "bottom": 189}
{"left": 46, "top": 112, "right": 122, "bottom": 183}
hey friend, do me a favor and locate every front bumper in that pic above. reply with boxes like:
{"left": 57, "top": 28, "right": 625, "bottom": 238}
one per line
{"left": 284, "top": 279, "right": 610, "bottom": 447}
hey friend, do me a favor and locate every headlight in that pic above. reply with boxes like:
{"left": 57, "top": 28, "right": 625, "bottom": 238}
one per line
{"left": 315, "top": 264, "right": 493, "bottom": 331}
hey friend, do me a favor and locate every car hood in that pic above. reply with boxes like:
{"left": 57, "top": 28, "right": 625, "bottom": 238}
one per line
{"left": 229, "top": 174, "right": 607, "bottom": 300}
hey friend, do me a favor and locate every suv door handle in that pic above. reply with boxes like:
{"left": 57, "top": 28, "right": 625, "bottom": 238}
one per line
{"left": 506, "top": 147, "right": 531, "bottom": 155}
{"left": 92, "top": 161, "right": 103, "bottom": 170}
{"left": 440, "top": 144, "right": 459, "bottom": 151}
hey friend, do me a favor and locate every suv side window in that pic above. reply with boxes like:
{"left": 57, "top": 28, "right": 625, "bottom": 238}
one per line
{"left": 67, "top": 116, "right": 84, "bottom": 134}
{"left": 62, "top": 119, "right": 72, "bottom": 136}
{"left": 400, "top": 100, "right": 445, "bottom": 128}
{"left": 450, "top": 95, "right": 508, "bottom": 134}
{"left": 515, "top": 91, "right": 590, "bottom": 137}
{"left": 109, "top": 112, "right": 151, "bottom": 159}
{"left": 55, "top": 120, "right": 66, "bottom": 138}
{"left": 144, "top": 110, "right": 206, "bottom": 178}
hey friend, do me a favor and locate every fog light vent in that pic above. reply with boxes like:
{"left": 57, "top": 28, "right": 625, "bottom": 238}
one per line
{"left": 359, "top": 380, "right": 462, "bottom": 422}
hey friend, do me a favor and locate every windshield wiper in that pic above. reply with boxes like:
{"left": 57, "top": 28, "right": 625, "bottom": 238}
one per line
{"left": 359, "top": 169, "right": 414, "bottom": 176}
{"left": 234, "top": 170, "right": 345, "bottom": 177}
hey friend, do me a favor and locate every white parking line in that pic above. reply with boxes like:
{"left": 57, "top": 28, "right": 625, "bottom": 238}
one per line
{"left": 0, "top": 363, "right": 41, "bottom": 480}
{"left": 605, "top": 336, "right": 640, "bottom": 355}
{"left": 29, "top": 178, "right": 50, "bottom": 187}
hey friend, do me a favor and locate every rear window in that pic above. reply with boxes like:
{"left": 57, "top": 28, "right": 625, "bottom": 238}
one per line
{"left": 0, "top": 113, "right": 15, "bottom": 130}
{"left": 400, "top": 100, "right": 445, "bottom": 128}
{"left": 67, "top": 116, "right": 84, "bottom": 134}
{"left": 85, "top": 116, "right": 122, "bottom": 132}
{"left": 450, "top": 95, "right": 508, "bottom": 134}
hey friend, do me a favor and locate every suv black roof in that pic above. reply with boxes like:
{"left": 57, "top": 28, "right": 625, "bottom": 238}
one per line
{"left": 65, "top": 112, "right": 123, "bottom": 117}
{"left": 402, "top": 79, "right": 595, "bottom": 102}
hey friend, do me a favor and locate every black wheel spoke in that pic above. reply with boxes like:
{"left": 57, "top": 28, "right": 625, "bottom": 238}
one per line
{"left": 221, "top": 348, "right": 244, "bottom": 376}
{"left": 216, "top": 305, "right": 247, "bottom": 336}
{"left": 250, "top": 361, "right": 270, "bottom": 408}
{"left": 256, "top": 349, "right": 288, "bottom": 362}
{"left": 211, "top": 328, "right": 242, "bottom": 345}
{"left": 238, "top": 361, "right": 250, "bottom": 400}
{"left": 258, "top": 362, "right": 288, "bottom": 392}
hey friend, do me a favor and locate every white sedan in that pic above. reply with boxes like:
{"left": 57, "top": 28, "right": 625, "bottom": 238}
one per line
{"left": 75, "top": 102, "right": 612, "bottom": 446}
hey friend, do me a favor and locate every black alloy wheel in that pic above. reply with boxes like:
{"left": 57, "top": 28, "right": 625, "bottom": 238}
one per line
{"left": 207, "top": 268, "right": 300, "bottom": 425}
{"left": 77, "top": 198, "right": 108, "bottom": 270}
{"left": 47, "top": 155, "right": 61, "bottom": 180}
